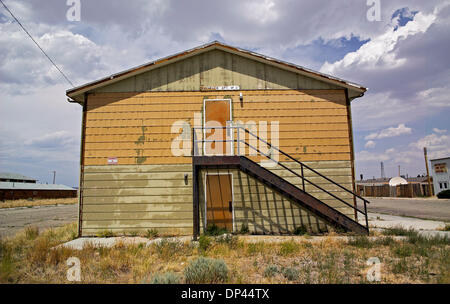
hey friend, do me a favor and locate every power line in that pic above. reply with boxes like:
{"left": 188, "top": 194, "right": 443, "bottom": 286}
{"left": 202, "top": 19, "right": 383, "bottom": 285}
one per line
{"left": 0, "top": 0, "right": 75, "bottom": 87}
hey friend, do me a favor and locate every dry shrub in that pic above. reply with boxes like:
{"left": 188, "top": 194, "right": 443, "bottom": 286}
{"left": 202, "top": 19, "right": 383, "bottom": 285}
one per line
{"left": 278, "top": 240, "right": 299, "bottom": 256}
{"left": 28, "top": 237, "right": 51, "bottom": 265}
{"left": 47, "top": 247, "right": 74, "bottom": 266}
{"left": 153, "top": 238, "right": 192, "bottom": 260}
{"left": 263, "top": 264, "right": 279, "bottom": 278}
{"left": 247, "top": 242, "right": 266, "bottom": 255}
{"left": 184, "top": 257, "right": 228, "bottom": 283}
{"left": 150, "top": 271, "right": 181, "bottom": 284}
{"left": 25, "top": 226, "right": 39, "bottom": 240}
{"left": 282, "top": 267, "right": 300, "bottom": 281}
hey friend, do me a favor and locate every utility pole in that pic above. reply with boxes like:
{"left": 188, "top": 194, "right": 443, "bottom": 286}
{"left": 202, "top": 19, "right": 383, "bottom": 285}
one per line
{"left": 398, "top": 165, "right": 400, "bottom": 177}
{"left": 52, "top": 171, "right": 56, "bottom": 184}
{"left": 424, "top": 147, "right": 433, "bottom": 196}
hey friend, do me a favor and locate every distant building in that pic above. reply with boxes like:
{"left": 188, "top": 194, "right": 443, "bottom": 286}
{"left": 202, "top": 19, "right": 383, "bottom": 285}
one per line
{"left": 430, "top": 157, "right": 450, "bottom": 194}
{"left": 0, "top": 172, "right": 77, "bottom": 201}
{"left": 356, "top": 176, "right": 433, "bottom": 197}
{"left": 0, "top": 172, "right": 36, "bottom": 183}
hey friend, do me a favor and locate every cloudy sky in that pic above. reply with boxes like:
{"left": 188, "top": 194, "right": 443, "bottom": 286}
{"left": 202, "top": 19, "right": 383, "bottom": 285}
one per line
{"left": 0, "top": 0, "right": 449, "bottom": 186}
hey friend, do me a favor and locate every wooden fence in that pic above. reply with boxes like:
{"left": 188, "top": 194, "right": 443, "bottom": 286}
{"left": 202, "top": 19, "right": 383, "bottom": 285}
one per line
{"left": 356, "top": 183, "right": 433, "bottom": 198}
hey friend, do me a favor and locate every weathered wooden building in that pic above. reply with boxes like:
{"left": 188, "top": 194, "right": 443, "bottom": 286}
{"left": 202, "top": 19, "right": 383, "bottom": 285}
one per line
{"left": 0, "top": 172, "right": 77, "bottom": 201}
{"left": 66, "top": 41, "right": 369, "bottom": 237}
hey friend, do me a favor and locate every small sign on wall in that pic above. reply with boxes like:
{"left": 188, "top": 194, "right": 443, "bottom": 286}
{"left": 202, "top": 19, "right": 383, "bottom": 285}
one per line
{"left": 200, "top": 85, "right": 240, "bottom": 91}
{"left": 107, "top": 157, "right": 118, "bottom": 165}
{"left": 434, "top": 163, "right": 447, "bottom": 173}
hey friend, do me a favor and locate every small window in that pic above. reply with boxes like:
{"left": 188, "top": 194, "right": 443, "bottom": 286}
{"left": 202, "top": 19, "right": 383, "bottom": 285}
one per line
{"left": 444, "top": 182, "right": 448, "bottom": 189}
{"left": 439, "top": 182, "right": 443, "bottom": 189}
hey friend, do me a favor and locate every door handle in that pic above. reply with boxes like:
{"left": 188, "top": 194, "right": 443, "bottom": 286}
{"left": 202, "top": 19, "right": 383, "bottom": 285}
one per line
{"left": 228, "top": 201, "right": 232, "bottom": 212}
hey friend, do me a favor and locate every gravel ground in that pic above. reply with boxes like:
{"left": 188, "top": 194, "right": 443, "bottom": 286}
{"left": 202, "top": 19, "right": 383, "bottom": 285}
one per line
{"left": 364, "top": 197, "right": 450, "bottom": 221}
{"left": 0, "top": 204, "right": 77, "bottom": 238}
{"left": 1, "top": 197, "right": 449, "bottom": 239}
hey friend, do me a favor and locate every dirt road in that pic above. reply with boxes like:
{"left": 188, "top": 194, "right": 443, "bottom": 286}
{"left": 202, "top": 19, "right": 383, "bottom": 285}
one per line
{"left": 0, "top": 204, "right": 77, "bottom": 238}
{"left": 365, "top": 197, "right": 450, "bottom": 222}
{"left": 1, "top": 198, "right": 448, "bottom": 239}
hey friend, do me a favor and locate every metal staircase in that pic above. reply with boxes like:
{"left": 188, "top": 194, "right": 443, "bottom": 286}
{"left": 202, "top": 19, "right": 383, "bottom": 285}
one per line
{"left": 191, "top": 125, "right": 370, "bottom": 237}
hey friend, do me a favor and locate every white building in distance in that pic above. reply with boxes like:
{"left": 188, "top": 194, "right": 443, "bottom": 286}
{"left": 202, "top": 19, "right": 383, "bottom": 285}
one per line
{"left": 430, "top": 157, "right": 450, "bottom": 195}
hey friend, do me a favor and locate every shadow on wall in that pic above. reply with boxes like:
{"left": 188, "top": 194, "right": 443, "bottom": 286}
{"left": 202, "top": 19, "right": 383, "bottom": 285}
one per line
{"left": 199, "top": 168, "right": 329, "bottom": 235}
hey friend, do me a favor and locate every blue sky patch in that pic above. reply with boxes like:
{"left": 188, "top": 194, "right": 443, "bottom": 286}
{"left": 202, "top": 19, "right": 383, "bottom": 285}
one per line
{"left": 282, "top": 35, "right": 370, "bottom": 68}
{"left": 392, "top": 7, "right": 418, "bottom": 30}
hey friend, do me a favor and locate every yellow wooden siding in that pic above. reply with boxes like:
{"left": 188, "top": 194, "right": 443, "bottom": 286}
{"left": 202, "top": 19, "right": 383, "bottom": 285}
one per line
{"left": 83, "top": 90, "right": 351, "bottom": 166}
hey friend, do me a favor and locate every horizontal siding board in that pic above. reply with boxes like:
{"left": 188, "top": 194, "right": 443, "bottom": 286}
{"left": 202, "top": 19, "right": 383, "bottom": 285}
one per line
{"left": 85, "top": 115, "right": 349, "bottom": 127}
{"left": 83, "top": 164, "right": 191, "bottom": 173}
{"left": 82, "top": 219, "right": 192, "bottom": 229}
{"left": 82, "top": 227, "right": 192, "bottom": 236}
{"left": 83, "top": 145, "right": 350, "bottom": 158}
{"left": 83, "top": 179, "right": 188, "bottom": 189}
{"left": 83, "top": 195, "right": 192, "bottom": 204}
{"left": 84, "top": 172, "right": 188, "bottom": 181}
{"left": 83, "top": 187, "right": 192, "bottom": 197}
{"left": 89, "top": 90, "right": 345, "bottom": 98}
{"left": 87, "top": 100, "right": 346, "bottom": 112}
{"left": 84, "top": 123, "right": 349, "bottom": 135}
{"left": 85, "top": 109, "right": 347, "bottom": 120}
{"left": 83, "top": 211, "right": 192, "bottom": 221}
{"left": 83, "top": 203, "right": 192, "bottom": 213}
{"left": 84, "top": 138, "right": 350, "bottom": 150}
{"left": 83, "top": 154, "right": 352, "bottom": 166}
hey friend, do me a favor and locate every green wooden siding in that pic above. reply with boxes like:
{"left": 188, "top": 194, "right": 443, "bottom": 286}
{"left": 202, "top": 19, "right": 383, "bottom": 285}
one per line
{"left": 93, "top": 49, "right": 341, "bottom": 93}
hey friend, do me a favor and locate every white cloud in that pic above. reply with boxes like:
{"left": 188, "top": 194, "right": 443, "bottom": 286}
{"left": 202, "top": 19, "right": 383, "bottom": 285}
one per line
{"left": 242, "top": 0, "right": 279, "bottom": 25}
{"left": 433, "top": 128, "right": 447, "bottom": 134}
{"left": 417, "top": 87, "right": 450, "bottom": 107}
{"left": 365, "top": 124, "right": 412, "bottom": 140}
{"left": 408, "top": 132, "right": 450, "bottom": 160}
{"left": 365, "top": 140, "right": 376, "bottom": 148}
{"left": 321, "top": 10, "right": 437, "bottom": 74}
{"left": 356, "top": 150, "right": 391, "bottom": 162}
{"left": 409, "top": 133, "right": 450, "bottom": 151}
{"left": 24, "top": 131, "right": 76, "bottom": 148}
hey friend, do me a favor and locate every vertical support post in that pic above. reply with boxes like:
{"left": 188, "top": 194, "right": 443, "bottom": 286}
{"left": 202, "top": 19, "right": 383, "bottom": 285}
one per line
{"left": 301, "top": 163, "right": 305, "bottom": 191}
{"left": 344, "top": 89, "right": 358, "bottom": 221}
{"left": 191, "top": 128, "right": 195, "bottom": 157}
{"left": 424, "top": 147, "right": 433, "bottom": 196}
{"left": 237, "top": 126, "right": 240, "bottom": 156}
{"left": 192, "top": 163, "right": 200, "bottom": 240}
{"left": 364, "top": 200, "right": 369, "bottom": 234}
{"left": 78, "top": 93, "right": 88, "bottom": 238}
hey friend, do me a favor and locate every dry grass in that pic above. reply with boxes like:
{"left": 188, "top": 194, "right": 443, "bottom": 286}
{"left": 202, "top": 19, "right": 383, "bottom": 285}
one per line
{"left": 0, "top": 198, "right": 77, "bottom": 209}
{"left": 0, "top": 223, "right": 448, "bottom": 284}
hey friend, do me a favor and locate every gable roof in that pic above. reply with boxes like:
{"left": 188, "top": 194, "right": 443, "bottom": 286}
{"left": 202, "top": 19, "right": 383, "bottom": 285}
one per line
{"left": 0, "top": 182, "right": 75, "bottom": 191}
{"left": 67, "top": 41, "right": 367, "bottom": 102}
{"left": 0, "top": 172, "right": 36, "bottom": 182}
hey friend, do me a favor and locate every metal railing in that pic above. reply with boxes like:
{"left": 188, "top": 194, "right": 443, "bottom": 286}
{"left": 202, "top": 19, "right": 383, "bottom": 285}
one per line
{"left": 192, "top": 125, "right": 370, "bottom": 231}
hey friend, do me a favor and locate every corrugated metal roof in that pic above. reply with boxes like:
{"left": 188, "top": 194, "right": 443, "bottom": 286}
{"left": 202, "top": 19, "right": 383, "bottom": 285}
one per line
{"left": 0, "top": 172, "right": 36, "bottom": 181}
{"left": 67, "top": 41, "right": 367, "bottom": 102}
{"left": 0, "top": 182, "right": 75, "bottom": 191}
